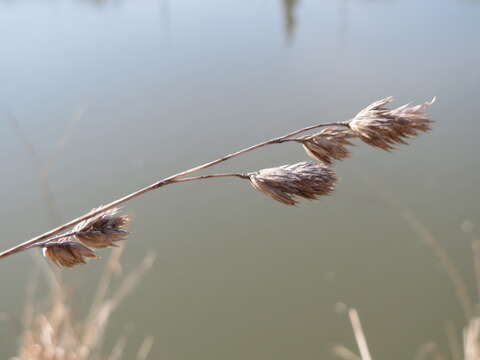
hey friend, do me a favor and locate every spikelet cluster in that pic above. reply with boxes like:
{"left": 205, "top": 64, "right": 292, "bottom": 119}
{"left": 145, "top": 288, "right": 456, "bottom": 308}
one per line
{"left": 42, "top": 207, "right": 130, "bottom": 268}
{"left": 73, "top": 207, "right": 130, "bottom": 248}
{"left": 248, "top": 97, "right": 433, "bottom": 206}
{"left": 348, "top": 97, "right": 435, "bottom": 151}
{"left": 302, "top": 127, "right": 356, "bottom": 165}
{"left": 42, "top": 241, "right": 96, "bottom": 268}
{"left": 37, "top": 96, "right": 434, "bottom": 268}
{"left": 249, "top": 161, "right": 337, "bottom": 205}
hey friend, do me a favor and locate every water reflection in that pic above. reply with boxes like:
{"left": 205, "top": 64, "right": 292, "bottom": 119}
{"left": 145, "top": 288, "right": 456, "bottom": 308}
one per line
{"left": 79, "top": 0, "right": 123, "bottom": 7}
{"left": 0, "top": 0, "right": 123, "bottom": 6}
{"left": 337, "top": 0, "right": 349, "bottom": 49}
{"left": 281, "top": 0, "right": 300, "bottom": 44}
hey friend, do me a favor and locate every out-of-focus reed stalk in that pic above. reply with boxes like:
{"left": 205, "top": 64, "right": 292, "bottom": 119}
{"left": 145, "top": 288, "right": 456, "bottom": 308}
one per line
{"left": 14, "top": 247, "right": 156, "bottom": 359}
{"left": 334, "top": 176, "right": 480, "bottom": 360}
{"left": 332, "top": 309, "right": 372, "bottom": 360}
{"left": 0, "top": 96, "right": 435, "bottom": 267}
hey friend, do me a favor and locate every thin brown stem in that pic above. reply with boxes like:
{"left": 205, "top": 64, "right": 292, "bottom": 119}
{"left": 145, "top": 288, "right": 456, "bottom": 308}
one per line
{"left": 0, "top": 120, "right": 347, "bottom": 261}
{"left": 172, "top": 173, "right": 249, "bottom": 183}
{"left": 29, "top": 173, "right": 245, "bottom": 249}
{"left": 28, "top": 233, "right": 79, "bottom": 247}
{"left": 160, "top": 121, "right": 348, "bottom": 182}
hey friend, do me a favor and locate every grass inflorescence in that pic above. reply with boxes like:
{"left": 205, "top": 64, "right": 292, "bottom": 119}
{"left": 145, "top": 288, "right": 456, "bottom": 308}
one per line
{"left": 0, "top": 96, "right": 435, "bottom": 268}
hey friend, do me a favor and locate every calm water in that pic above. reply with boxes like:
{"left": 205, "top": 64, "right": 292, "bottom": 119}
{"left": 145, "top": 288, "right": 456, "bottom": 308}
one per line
{"left": 1, "top": 0, "right": 479, "bottom": 358}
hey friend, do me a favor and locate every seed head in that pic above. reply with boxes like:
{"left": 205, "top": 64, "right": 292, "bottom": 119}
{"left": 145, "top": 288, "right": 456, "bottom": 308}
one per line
{"left": 302, "top": 127, "right": 356, "bottom": 165}
{"left": 349, "top": 97, "right": 435, "bottom": 151}
{"left": 73, "top": 207, "right": 130, "bottom": 248}
{"left": 42, "top": 241, "right": 96, "bottom": 268}
{"left": 249, "top": 161, "right": 337, "bottom": 205}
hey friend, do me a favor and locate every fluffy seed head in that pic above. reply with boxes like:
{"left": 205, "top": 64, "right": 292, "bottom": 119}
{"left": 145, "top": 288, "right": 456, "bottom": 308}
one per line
{"left": 349, "top": 97, "right": 435, "bottom": 151}
{"left": 42, "top": 241, "right": 96, "bottom": 268}
{"left": 73, "top": 207, "right": 130, "bottom": 248}
{"left": 302, "top": 127, "right": 356, "bottom": 164}
{"left": 249, "top": 161, "right": 337, "bottom": 205}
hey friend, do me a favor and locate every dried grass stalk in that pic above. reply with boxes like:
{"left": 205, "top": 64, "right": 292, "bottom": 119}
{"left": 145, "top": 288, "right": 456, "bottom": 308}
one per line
{"left": 42, "top": 241, "right": 96, "bottom": 268}
{"left": 348, "top": 309, "right": 373, "bottom": 360}
{"left": 16, "top": 250, "right": 155, "bottom": 359}
{"left": 73, "top": 207, "right": 130, "bottom": 248}
{"left": 302, "top": 127, "right": 356, "bottom": 164}
{"left": 464, "top": 318, "right": 480, "bottom": 360}
{"left": 349, "top": 97, "right": 435, "bottom": 151}
{"left": 249, "top": 161, "right": 337, "bottom": 205}
{"left": 0, "top": 96, "right": 435, "bottom": 264}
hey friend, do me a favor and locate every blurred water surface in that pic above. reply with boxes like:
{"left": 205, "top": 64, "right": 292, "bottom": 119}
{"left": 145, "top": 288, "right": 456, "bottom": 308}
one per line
{"left": 0, "top": 0, "right": 479, "bottom": 358}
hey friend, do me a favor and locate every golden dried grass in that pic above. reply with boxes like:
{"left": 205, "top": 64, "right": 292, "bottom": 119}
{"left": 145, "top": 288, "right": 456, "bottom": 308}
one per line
{"left": 13, "top": 248, "right": 155, "bottom": 360}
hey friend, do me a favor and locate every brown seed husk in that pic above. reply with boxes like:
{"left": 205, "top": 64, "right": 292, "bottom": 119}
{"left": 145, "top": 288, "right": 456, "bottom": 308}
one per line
{"left": 349, "top": 97, "right": 435, "bottom": 151}
{"left": 73, "top": 207, "right": 130, "bottom": 248}
{"left": 42, "top": 241, "right": 96, "bottom": 268}
{"left": 249, "top": 161, "right": 337, "bottom": 205}
{"left": 302, "top": 127, "right": 356, "bottom": 164}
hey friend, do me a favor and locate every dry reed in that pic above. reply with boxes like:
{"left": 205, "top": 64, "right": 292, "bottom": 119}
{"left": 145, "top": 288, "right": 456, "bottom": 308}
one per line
{"left": 335, "top": 310, "right": 480, "bottom": 360}
{"left": 333, "top": 180, "right": 480, "bottom": 360}
{"left": 13, "top": 248, "right": 155, "bottom": 360}
{"left": 0, "top": 96, "right": 435, "bottom": 267}
{"left": 7, "top": 110, "right": 153, "bottom": 359}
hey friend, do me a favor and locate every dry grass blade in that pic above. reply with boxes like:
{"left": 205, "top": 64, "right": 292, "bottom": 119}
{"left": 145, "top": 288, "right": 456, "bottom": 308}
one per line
{"left": 349, "top": 97, "right": 435, "bottom": 151}
{"left": 401, "top": 210, "right": 473, "bottom": 320}
{"left": 356, "top": 170, "right": 473, "bottom": 321}
{"left": 464, "top": 318, "right": 480, "bottom": 360}
{"left": 15, "top": 249, "right": 155, "bottom": 360}
{"left": 108, "top": 336, "right": 127, "bottom": 360}
{"left": 332, "top": 345, "right": 362, "bottom": 360}
{"left": 249, "top": 161, "right": 337, "bottom": 205}
{"left": 136, "top": 336, "right": 154, "bottom": 360}
{"left": 414, "top": 342, "right": 446, "bottom": 360}
{"left": 445, "top": 321, "right": 462, "bottom": 360}
{"left": 80, "top": 253, "right": 156, "bottom": 356}
{"left": 88, "top": 247, "right": 124, "bottom": 319}
{"left": 302, "top": 127, "right": 356, "bottom": 165}
{"left": 348, "top": 309, "right": 373, "bottom": 360}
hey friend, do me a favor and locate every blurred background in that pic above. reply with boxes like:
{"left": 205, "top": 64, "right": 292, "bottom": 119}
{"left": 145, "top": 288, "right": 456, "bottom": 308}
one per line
{"left": 0, "top": 0, "right": 479, "bottom": 358}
